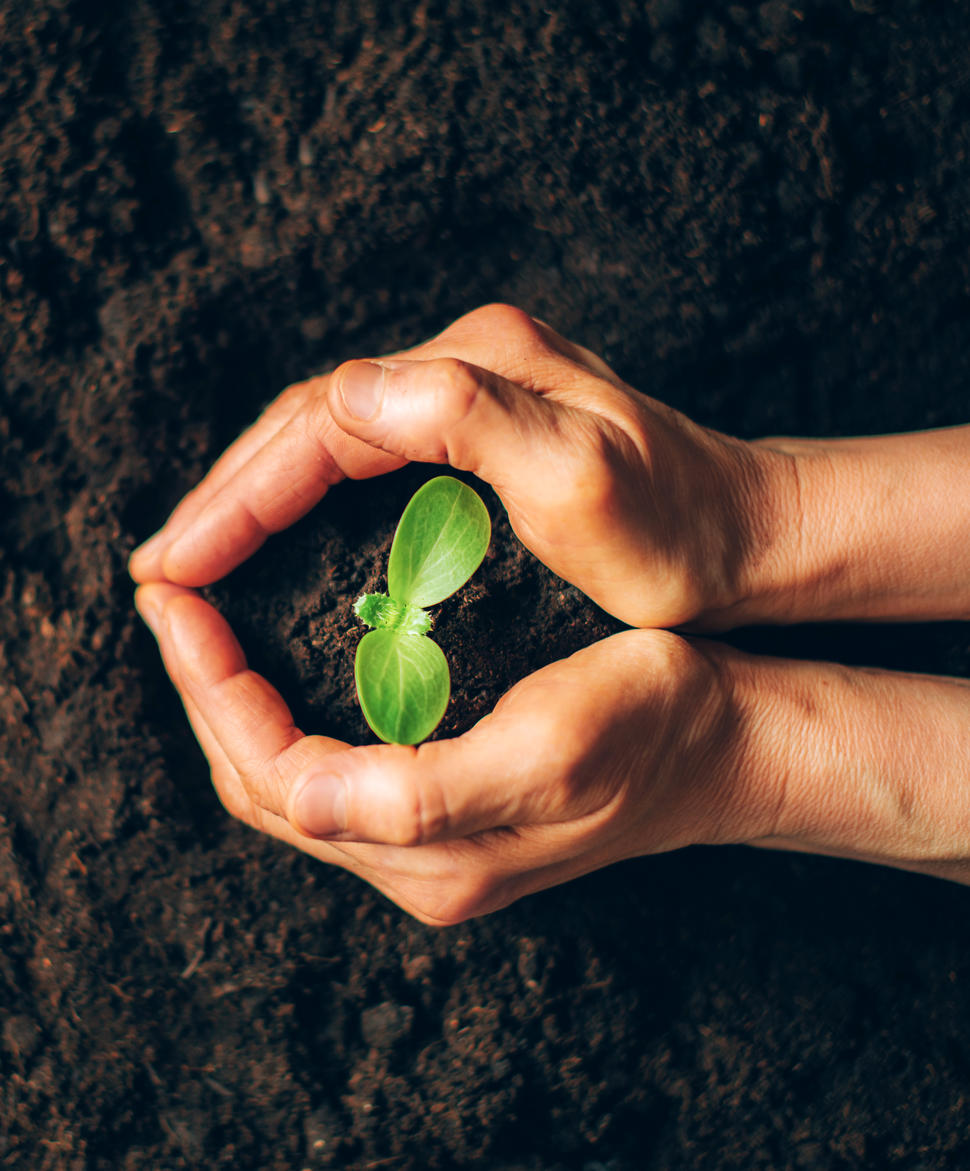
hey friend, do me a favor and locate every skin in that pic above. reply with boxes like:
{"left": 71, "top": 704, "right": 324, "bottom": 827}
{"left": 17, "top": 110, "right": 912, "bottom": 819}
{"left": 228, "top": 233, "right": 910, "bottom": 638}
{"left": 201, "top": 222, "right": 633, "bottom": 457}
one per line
{"left": 130, "top": 304, "right": 970, "bottom": 924}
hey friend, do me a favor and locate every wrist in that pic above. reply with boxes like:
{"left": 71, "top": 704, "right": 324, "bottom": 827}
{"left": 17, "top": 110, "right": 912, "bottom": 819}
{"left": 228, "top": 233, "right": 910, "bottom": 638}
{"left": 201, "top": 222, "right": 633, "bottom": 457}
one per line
{"left": 693, "top": 640, "right": 893, "bottom": 853}
{"left": 699, "top": 434, "right": 881, "bottom": 628}
{"left": 706, "top": 642, "right": 970, "bottom": 883}
{"left": 716, "top": 438, "right": 827, "bottom": 627}
{"left": 744, "top": 437, "right": 865, "bottom": 625}
{"left": 682, "top": 433, "right": 806, "bottom": 631}
{"left": 706, "top": 426, "right": 970, "bottom": 627}
{"left": 684, "top": 638, "right": 804, "bottom": 847}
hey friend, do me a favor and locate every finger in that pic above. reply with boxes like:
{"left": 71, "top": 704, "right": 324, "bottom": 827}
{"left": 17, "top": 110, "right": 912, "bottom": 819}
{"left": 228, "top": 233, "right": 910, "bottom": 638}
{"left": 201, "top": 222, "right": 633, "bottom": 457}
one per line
{"left": 135, "top": 583, "right": 353, "bottom": 815}
{"left": 156, "top": 347, "right": 591, "bottom": 585}
{"left": 135, "top": 585, "right": 441, "bottom": 898}
{"left": 418, "top": 303, "right": 621, "bottom": 391}
{"left": 325, "top": 355, "right": 582, "bottom": 501}
{"left": 128, "top": 309, "right": 535, "bottom": 586}
{"left": 152, "top": 400, "right": 406, "bottom": 586}
{"left": 135, "top": 583, "right": 641, "bottom": 924}
{"left": 173, "top": 686, "right": 412, "bottom": 903}
{"left": 283, "top": 630, "right": 687, "bottom": 851}
{"left": 175, "top": 688, "right": 376, "bottom": 870}
{"left": 129, "top": 376, "right": 318, "bottom": 582}
{"left": 134, "top": 583, "right": 610, "bottom": 924}
{"left": 137, "top": 581, "right": 306, "bottom": 834}
{"left": 149, "top": 307, "right": 571, "bottom": 588}
{"left": 167, "top": 658, "right": 518, "bottom": 923}
{"left": 136, "top": 581, "right": 302, "bottom": 796}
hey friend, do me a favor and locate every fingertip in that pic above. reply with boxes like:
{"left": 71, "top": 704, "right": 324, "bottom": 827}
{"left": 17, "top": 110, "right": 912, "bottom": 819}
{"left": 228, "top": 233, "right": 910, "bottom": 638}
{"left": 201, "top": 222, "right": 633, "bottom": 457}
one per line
{"left": 128, "top": 533, "right": 167, "bottom": 583}
{"left": 131, "top": 527, "right": 210, "bottom": 587}
{"left": 286, "top": 744, "right": 430, "bottom": 845}
{"left": 162, "top": 589, "right": 249, "bottom": 687}
{"left": 158, "top": 538, "right": 188, "bottom": 585}
{"left": 133, "top": 582, "right": 166, "bottom": 632}
{"left": 163, "top": 590, "right": 211, "bottom": 652}
{"left": 330, "top": 355, "right": 492, "bottom": 471}
{"left": 134, "top": 581, "right": 197, "bottom": 631}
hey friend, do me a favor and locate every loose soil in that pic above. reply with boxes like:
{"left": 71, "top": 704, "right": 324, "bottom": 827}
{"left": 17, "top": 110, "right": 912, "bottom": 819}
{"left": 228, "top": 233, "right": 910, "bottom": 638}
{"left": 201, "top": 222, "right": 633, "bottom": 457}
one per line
{"left": 3, "top": 1, "right": 970, "bottom": 1167}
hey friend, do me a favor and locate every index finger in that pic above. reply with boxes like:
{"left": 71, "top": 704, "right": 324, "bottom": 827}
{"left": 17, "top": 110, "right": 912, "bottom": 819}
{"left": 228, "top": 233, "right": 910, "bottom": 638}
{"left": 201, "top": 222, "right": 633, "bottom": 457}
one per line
{"left": 129, "top": 376, "right": 317, "bottom": 582}
{"left": 129, "top": 373, "right": 409, "bottom": 586}
{"left": 128, "top": 333, "right": 439, "bottom": 586}
{"left": 135, "top": 582, "right": 351, "bottom": 820}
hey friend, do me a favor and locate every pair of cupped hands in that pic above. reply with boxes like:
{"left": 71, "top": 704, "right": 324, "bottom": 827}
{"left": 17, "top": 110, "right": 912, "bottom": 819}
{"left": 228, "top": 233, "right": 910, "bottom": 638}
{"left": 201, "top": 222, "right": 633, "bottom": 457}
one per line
{"left": 131, "top": 304, "right": 970, "bottom": 923}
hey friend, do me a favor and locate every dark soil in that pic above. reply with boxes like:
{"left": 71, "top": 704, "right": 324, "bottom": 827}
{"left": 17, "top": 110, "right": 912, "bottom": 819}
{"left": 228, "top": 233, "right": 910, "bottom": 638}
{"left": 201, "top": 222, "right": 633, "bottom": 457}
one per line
{"left": 3, "top": 1, "right": 970, "bottom": 1167}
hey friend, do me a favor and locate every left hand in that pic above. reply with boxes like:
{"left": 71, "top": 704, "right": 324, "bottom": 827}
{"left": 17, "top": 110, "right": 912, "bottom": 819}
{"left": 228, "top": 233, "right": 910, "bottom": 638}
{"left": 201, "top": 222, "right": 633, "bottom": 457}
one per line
{"left": 133, "top": 582, "right": 765, "bottom": 924}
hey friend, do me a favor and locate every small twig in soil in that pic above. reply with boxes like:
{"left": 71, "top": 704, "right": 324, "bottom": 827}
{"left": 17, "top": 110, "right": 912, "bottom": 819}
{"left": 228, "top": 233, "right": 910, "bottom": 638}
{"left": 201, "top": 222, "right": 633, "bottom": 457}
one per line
{"left": 179, "top": 915, "right": 213, "bottom": 979}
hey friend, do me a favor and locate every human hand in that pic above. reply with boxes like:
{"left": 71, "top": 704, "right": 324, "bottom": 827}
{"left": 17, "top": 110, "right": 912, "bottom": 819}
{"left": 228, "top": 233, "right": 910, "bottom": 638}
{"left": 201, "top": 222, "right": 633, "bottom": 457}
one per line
{"left": 129, "top": 303, "right": 777, "bottom": 630}
{"left": 132, "top": 581, "right": 769, "bottom": 923}
{"left": 134, "top": 580, "right": 970, "bottom": 921}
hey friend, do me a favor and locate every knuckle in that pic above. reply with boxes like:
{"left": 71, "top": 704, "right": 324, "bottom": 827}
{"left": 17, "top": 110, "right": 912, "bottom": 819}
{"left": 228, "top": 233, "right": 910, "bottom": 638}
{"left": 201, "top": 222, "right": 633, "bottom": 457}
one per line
{"left": 387, "top": 813, "right": 425, "bottom": 849}
{"left": 534, "top": 427, "right": 625, "bottom": 539}
{"left": 570, "top": 446, "right": 621, "bottom": 515}
{"left": 491, "top": 690, "right": 588, "bottom": 815}
{"left": 533, "top": 719, "right": 590, "bottom": 810}
{"left": 426, "top": 357, "right": 483, "bottom": 420}
{"left": 384, "top": 773, "right": 448, "bottom": 848}
{"left": 609, "top": 397, "right": 653, "bottom": 452}
{"left": 421, "top": 359, "right": 491, "bottom": 471}
{"left": 260, "top": 375, "right": 318, "bottom": 424}
{"left": 459, "top": 303, "right": 546, "bottom": 349}
{"left": 521, "top": 696, "right": 568, "bottom": 751}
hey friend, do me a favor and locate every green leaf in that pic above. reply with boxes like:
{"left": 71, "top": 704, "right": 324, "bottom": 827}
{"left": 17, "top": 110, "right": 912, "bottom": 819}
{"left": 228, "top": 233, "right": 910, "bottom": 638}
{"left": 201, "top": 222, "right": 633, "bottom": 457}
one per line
{"left": 354, "top": 629, "right": 451, "bottom": 745}
{"left": 387, "top": 476, "right": 491, "bottom": 607}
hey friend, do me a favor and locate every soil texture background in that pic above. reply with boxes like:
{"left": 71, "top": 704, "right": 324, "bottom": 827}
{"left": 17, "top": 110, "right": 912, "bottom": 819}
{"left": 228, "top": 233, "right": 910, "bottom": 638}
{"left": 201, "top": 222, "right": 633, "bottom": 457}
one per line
{"left": 3, "top": 1, "right": 970, "bottom": 1167}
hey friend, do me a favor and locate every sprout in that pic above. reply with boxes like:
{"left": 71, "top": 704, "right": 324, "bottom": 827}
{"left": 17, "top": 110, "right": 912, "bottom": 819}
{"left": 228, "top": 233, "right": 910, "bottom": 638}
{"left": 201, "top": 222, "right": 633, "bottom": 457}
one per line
{"left": 353, "top": 476, "right": 491, "bottom": 745}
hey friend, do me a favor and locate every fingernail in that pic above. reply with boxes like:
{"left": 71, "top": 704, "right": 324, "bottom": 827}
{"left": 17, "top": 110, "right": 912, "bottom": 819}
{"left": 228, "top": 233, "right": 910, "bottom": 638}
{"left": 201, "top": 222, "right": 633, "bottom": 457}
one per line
{"left": 338, "top": 361, "right": 385, "bottom": 421}
{"left": 292, "top": 773, "right": 347, "bottom": 837}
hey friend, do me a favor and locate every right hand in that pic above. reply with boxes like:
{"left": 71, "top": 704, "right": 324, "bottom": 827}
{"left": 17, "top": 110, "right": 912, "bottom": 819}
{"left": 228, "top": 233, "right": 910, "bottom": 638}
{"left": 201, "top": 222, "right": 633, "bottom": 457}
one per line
{"left": 129, "top": 303, "right": 777, "bottom": 629}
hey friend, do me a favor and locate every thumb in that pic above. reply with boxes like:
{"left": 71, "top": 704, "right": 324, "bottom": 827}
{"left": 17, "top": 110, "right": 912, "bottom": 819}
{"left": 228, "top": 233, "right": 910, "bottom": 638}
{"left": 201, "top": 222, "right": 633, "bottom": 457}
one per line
{"left": 327, "top": 356, "right": 570, "bottom": 493}
{"left": 285, "top": 724, "right": 560, "bottom": 846}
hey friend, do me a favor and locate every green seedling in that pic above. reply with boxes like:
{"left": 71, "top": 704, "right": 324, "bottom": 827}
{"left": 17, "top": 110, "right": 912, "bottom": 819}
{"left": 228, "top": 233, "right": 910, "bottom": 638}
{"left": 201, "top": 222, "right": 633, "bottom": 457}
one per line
{"left": 353, "top": 475, "right": 491, "bottom": 745}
